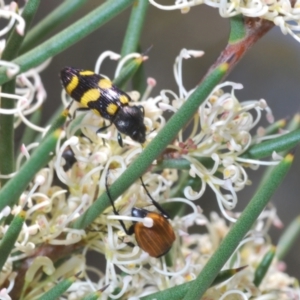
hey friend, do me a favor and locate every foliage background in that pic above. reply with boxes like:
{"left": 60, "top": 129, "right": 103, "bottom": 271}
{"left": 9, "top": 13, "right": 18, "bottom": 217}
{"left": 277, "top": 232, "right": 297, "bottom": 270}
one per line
{"left": 19, "top": 0, "right": 300, "bottom": 279}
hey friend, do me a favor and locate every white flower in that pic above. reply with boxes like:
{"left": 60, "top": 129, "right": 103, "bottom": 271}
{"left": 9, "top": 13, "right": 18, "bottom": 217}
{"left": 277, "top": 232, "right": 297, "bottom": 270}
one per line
{"left": 156, "top": 49, "right": 282, "bottom": 222}
{"left": 149, "top": 0, "right": 300, "bottom": 43}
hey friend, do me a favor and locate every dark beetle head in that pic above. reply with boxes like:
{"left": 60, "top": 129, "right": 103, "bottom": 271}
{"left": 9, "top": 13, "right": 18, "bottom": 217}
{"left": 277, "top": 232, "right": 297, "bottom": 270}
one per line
{"left": 114, "top": 105, "right": 146, "bottom": 144}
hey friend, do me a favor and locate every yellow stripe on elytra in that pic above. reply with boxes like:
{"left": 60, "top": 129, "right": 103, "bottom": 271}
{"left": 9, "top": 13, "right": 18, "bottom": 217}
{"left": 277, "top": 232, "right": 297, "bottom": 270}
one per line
{"left": 66, "top": 76, "right": 79, "bottom": 94}
{"left": 79, "top": 70, "right": 94, "bottom": 76}
{"left": 119, "top": 95, "right": 129, "bottom": 104}
{"left": 81, "top": 89, "right": 101, "bottom": 107}
{"left": 99, "top": 79, "right": 112, "bottom": 89}
{"left": 107, "top": 103, "right": 118, "bottom": 115}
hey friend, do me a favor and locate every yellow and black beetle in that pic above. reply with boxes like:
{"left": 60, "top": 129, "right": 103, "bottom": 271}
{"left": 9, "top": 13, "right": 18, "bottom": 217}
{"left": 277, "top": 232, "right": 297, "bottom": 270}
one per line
{"left": 60, "top": 67, "right": 146, "bottom": 147}
{"left": 106, "top": 173, "right": 175, "bottom": 258}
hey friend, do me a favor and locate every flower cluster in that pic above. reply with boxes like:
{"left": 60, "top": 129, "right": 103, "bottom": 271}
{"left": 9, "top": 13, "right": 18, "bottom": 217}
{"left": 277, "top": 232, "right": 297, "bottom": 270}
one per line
{"left": 0, "top": 44, "right": 297, "bottom": 299}
{"left": 149, "top": 0, "right": 300, "bottom": 43}
{"left": 152, "top": 48, "right": 278, "bottom": 222}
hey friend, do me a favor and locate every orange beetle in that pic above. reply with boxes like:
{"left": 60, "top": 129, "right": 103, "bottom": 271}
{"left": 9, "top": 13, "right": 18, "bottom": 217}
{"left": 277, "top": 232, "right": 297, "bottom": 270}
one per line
{"left": 106, "top": 174, "right": 175, "bottom": 258}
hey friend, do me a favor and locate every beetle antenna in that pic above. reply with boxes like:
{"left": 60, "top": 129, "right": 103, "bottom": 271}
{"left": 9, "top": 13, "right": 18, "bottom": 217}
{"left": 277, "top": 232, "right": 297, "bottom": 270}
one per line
{"left": 140, "top": 177, "right": 170, "bottom": 219}
{"left": 105, "top": 169, "right": 119, "bottom": 216}
{"left": 142, "top": 45, "right": 153, "bottom": 56}
{"left": 105, "top": 168, "right": 129, "bottom": 234}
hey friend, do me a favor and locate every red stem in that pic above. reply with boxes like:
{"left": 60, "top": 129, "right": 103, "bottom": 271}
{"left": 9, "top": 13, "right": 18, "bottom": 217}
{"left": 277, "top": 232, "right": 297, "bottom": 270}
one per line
{"left": 204, "top": 18, "right": 275, "bottom": 81}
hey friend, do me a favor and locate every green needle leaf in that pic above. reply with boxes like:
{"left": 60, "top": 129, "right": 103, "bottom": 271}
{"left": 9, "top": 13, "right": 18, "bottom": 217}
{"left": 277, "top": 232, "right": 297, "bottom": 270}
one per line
{"left": 37, "top": 274, "right": 78, "bottom": 300}
{"left": 286, "top": 113, "right": 300, "bottom": 132}
{"left": 253, "top": 246, "right": 276, "bottom": 287}
{"left": 242, "top": 128, "right": 300, "bottom": 159}
{"left": 229, "top": 15, "right": 246, "bottom": 43}
{"left": 257, "top": 114, "right": 300, "bottom": 190}
{"left": 266, "top": 118, "right": 287, "bottom": 134}
{"left": 121, "top": 0, "right": 149, "bottom": 56}
{"left": 140, "top": 266, "right": 247, "bottom": 300}
{"left": 20, "top": 0, "right": 90, "bottom": 53}
{"left": 277, "top": 216, "right": 300, "bottom": 260}
{"left": 45, "top": 109, "right": 68, "bottom": 137}
{"left": 132, "top": 57, "right": 147, "bottom": 95}
{"left": 0, "top": 211, "right": 26, "bottom": 271}
{"left": 154, "top": 157, "right": 213, "bottom": 172}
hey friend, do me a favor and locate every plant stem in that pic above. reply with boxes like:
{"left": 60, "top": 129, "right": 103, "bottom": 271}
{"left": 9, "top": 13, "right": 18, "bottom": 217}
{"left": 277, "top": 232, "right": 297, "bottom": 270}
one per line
{"left": 121, "top": 0, "right": 149, "bottom": 56}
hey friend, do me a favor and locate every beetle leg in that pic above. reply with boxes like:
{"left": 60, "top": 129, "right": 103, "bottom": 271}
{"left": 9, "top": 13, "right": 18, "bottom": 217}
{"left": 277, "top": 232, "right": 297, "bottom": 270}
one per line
{"left": 127, "top": 224, "right": 135, "bottom": 235}
{"left": 117, "top": 132, "right": 123, "bottom": 147}
{"left": 96, "top": 122, "right": 112, "bottom": 134}
{"left": 72, "top": 107, "right": 90, "bottom": 119}
{"left": 96, "top": 125, "right": 123, "bottom": 147}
